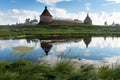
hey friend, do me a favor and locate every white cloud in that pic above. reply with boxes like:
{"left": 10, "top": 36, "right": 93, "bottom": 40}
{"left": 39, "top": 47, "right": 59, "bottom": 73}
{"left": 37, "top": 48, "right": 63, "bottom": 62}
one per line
{"left": 52, "top": 37, "right": 120, "bottom": 54}
{"left": 89, "top": 37, "right": 120, "bottom": 48}
{"left": 103, "top": 0, "right": 120, "bottom": 5}
{"left": 91, "top": 12, "right": 120, "bottom": 25}
{"left": 50, "top": 7, "right": 120, "bottom": 25}
{"left": 85, "top": 2, "right": 91, "bottom": 11}
{"left": 0, "top": 39, "right": 40, "bottom": 50}
{"left": 36, "top": 0, "right": 71, "bottom": 6}
{"left": 50, "top": 7, "right": 86, "bottom": 21}
{"left": 106, "top": 0, "right": 120, "bottom": 3}
{"left": 0, "top": 9, "right": 39, "bottom": 25}
{"left": 36, "top": 0, "right": 120, "bottom": 25}
{"left": 11, "top": 9, "right": 21, "bottom": 15}
{"left": 0, "top": 7, "right": 120, "bottom": 25}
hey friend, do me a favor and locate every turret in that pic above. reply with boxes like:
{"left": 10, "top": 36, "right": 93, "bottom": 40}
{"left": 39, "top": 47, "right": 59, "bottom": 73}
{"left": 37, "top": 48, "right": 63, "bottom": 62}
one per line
{"left": 84, "top": 13, "right": 92, "bottom": 25}
{"left": 39, "top": 6, "right": 53, "bottom": 24}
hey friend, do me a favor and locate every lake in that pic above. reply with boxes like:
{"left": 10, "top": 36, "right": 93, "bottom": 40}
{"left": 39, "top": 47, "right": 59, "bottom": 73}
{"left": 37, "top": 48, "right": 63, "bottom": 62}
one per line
{"left": 0, "top": 37, "right": 120, "bottom": 66}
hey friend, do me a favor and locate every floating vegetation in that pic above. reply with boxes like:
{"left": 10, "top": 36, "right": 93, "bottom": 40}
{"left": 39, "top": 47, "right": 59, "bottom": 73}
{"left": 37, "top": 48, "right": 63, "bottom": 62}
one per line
{"left": 11, "top": 46, "right": 34, "bottom": 56}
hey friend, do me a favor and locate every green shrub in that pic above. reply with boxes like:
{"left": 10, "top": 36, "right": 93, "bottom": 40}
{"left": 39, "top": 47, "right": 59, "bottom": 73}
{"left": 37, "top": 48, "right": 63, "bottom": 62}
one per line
{"left": 111, "top": 66, "right": 120, "bottom": 80}
{"left": 67, "top": 65, "right": 98, "bottom": 80}
{"left": 98, "top": 66, "right": 112, "bottom": 80}
{"left": 0, "top": 59, "right": 120, "bottom": 80}
{"left": 53, "top": 59, "right": 75, "bottom": 80}
{"left": 0, "top": 71, "right": 19, "bottom": 80}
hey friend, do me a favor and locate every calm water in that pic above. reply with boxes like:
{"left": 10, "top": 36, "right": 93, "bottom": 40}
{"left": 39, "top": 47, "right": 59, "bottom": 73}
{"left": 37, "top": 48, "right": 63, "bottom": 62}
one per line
{"left": 0, "top": 37, "right": 120, "bottom": 62}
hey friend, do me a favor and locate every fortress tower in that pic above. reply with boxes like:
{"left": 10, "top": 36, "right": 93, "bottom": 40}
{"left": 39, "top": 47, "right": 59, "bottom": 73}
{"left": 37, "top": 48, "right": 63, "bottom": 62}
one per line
{"left": 84, "top": 14, "right": 92, "bottom": 25}
{"left": 39, "top": 6, "right": 53, "bottom": 24}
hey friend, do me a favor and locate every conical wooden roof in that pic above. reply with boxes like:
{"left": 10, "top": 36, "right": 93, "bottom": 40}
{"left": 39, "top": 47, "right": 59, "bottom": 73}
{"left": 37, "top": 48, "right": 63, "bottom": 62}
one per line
{"left": 40, "top": 6, "right": 52, "bottom": 17}
{"left": 84, "top": 14, "right": 92, "bottom": 24}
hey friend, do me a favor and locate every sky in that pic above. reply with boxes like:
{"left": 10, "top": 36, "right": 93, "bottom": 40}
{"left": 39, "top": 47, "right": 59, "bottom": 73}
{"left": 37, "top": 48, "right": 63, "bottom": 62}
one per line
{"left": 0, "top": 0, "right": 120, "bottom": 25}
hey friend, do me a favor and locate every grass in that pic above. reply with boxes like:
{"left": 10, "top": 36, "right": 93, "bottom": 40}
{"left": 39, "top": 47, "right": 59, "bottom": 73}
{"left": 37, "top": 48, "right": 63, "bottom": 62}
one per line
{"left": 0, "top": 59, "right": 120, "bottom": 80}
{"left": 0, "top": 24, "right": 120, "bottom": 39}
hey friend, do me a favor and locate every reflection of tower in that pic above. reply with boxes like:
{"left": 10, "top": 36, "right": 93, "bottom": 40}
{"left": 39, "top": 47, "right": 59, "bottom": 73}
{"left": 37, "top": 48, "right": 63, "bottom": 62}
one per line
{"left": 83, "top": 37, "right": 92, "bottom": 48}
{"left": 41, "top": 42, "right": 52, "bottom": 55}
{"left": 26, "top": 38, "right": 31, "bottom": 43}
{"left": 104, "top": 37, "right": 106, "bottom": 40}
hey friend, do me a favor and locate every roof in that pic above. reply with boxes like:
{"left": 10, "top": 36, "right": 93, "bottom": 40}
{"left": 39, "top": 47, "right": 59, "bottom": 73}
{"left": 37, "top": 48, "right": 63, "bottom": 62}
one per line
{"left": 84, "top": 14, "right": 92, "bottom": 24}
{"left": 40, "top": 6, "right": 52, "bottom": 17}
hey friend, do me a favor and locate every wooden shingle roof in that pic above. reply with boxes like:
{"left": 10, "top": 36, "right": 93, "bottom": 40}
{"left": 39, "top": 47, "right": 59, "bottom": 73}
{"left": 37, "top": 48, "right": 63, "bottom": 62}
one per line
{"left": 40, "top": 6, "right": 52, "bottom": 17}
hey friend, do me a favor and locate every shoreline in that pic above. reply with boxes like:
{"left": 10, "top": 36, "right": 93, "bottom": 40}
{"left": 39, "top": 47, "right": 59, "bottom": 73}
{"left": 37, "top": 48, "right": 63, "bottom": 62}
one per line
{"left": 39, "top": 55, "right": 120, "bottom": 68}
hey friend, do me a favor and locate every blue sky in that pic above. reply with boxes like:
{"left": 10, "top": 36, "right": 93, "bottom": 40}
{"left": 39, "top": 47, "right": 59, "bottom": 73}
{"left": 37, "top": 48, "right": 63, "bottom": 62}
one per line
{"left": 0, "top": 0, "right": 120, "bottom": 25}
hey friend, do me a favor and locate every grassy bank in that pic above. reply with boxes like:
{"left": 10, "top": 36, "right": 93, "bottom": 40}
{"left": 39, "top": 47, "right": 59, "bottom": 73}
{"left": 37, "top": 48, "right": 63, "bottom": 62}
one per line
{"left": 0, "top": 59, "right": 120, "bottom": 80}
{"left": 0, "top": 24, "right": 120, "bottom": 39}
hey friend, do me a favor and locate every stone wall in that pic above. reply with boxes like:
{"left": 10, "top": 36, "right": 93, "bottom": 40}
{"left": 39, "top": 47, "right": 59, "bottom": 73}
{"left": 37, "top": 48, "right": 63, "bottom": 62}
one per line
{"left": 40, "top": 16, "right": 52, "bottom": 24}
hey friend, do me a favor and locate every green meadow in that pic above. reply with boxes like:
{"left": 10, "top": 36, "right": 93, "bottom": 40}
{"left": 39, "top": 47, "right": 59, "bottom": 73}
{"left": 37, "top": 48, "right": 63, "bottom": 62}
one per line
{"left": 0, "top": 24, "right": 120, "bottom": 39}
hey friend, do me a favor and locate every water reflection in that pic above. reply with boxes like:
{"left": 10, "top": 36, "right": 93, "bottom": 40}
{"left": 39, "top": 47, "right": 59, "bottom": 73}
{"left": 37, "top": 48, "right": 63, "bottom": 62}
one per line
{"left": 50, "top": 37, "right": 120, "bottom": 61}
{"left": 41, "top": 42, "right": 52, "bottom": 55}
{"left": 0, "top": 37, "right": 120, "bottom": 64}
{"left": 83, "top": 37, "right": 91, "bottom": 48}
{"left": 0, "top": 39, "right": 44, "bottom": 62}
